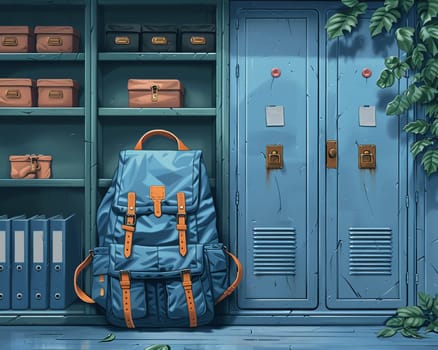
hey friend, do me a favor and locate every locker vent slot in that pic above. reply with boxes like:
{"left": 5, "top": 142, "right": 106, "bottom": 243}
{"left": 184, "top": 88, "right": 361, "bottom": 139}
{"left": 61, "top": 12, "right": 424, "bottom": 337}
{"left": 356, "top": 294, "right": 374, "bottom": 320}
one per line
{"left": 253, "top": 228, "right": 296, "bottom": 275}
{"left": 349, "top": 228, "right": 392, "bottom": 275}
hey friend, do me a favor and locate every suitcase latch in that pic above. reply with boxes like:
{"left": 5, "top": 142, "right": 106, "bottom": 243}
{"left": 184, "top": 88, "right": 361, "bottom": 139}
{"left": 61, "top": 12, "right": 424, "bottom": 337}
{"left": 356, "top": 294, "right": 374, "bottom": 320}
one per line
{"left": 151, "top": 84, "right": 159, "bottom": 102}
{"left": 48, "top": 36, "right": 63, "bottom": 46}
{"left": 115, "top": 36, "right": 130, "bottom": 45}
{"left": 49, "top": 90, "right": 64, "bottom": 99}
{"left": 152, "top": 36, "right": 168, "bottom": 45}
{"left": 190, "top": 36, "right": 206, "bottom": 45}
{"left": 3, "top": 36, "right": 18, "bottom": 46}
{"left": 5, "top": 89, "right": 21, "bottom": 99}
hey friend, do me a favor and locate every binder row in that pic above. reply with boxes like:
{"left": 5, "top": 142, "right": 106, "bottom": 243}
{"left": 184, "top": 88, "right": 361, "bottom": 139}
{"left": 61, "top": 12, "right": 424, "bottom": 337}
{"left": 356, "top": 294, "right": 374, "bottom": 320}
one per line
{"left": 0, "top": 213, "right": 80, "bottom": 310}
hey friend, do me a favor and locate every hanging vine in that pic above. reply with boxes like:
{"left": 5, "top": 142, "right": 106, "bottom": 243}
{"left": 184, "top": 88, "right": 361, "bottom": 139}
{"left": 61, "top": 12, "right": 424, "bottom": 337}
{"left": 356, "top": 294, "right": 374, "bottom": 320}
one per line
{"left": 326, "top": 0, "right": 438, "bottom": 175}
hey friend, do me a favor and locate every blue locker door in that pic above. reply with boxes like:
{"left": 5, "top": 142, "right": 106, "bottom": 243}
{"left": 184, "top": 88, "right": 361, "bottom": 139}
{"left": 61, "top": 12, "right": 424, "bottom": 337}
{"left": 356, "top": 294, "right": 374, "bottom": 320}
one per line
{"left": 231, "top": 8, "right": 318, "bottom": 309}
{"left": 326, "top": 10, "right": 408, "bottom": 309}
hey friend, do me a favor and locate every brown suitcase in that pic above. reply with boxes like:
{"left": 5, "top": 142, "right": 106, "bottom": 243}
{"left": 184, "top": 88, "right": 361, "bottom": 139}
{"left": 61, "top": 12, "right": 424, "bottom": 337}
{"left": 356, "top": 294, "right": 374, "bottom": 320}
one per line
{"left": 34, "top": 26, "right": 80, "bottom": 53}
{"left": 37, "top": 79, "right": 79, "bottom": 107}
{"left": 0, "top": 78, "right": 35, "bottom": 107}
{"left": 0, "top": 26, "right": 34, "bottom": 53}
{"left": 9, "top": 154, "right": 52, "bottom": 179}
{"left": 128, "top": 79, "right": 183, "bottom": 108}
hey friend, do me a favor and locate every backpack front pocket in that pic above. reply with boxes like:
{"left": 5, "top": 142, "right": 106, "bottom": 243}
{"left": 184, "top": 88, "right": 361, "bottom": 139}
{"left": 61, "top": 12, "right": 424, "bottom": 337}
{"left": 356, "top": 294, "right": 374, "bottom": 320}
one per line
{"left": 109, "top": 277, "right": 147, "bottom": 320}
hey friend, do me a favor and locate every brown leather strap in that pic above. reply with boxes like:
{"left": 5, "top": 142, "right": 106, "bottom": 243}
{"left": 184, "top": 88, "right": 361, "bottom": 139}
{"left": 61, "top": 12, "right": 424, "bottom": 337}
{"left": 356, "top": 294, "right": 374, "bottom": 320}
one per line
{"left": 150, "top": 185, "right": 165, "bottom": 218}
{"left": 134, "top": 129, "right": 190, "bottom": 151}
{"left": 121, "top": 192, "right": 136, "bottom": 258}
{"left": 73, "top": 252, "right": 95, "bottom": 304}
{"left": 119, "top": 271, "right": 135, "bottom": 329}
{"left": 215, "top": 249, "right": 243, "bottom": 305}
{"left": 181, "top": 270, "right": 197, "bottom": 327}
{"left": 177, "top": 192, "right": 187, "bottom": 257}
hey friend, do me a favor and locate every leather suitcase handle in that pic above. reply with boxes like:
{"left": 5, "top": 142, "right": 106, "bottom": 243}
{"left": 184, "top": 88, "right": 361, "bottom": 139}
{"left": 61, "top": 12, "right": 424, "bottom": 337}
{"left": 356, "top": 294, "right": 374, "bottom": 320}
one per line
{"left": 134, "top": 129, "right": 189, "bottom": 151}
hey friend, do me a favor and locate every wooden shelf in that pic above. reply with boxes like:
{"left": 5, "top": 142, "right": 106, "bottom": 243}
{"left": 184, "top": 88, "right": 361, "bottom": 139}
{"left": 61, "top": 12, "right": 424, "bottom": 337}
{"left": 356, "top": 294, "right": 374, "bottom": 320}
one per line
{"left": 98, "top": 52, "right": 216, "bottom": 61}
{"left": 0, "top": 179, "right": 85, "bottom": 187}
{"left": 0, "top": 108, "right": 85, "bottom": 117}
{"left": 98, "top": 107, "right": 216, "bottom": 117}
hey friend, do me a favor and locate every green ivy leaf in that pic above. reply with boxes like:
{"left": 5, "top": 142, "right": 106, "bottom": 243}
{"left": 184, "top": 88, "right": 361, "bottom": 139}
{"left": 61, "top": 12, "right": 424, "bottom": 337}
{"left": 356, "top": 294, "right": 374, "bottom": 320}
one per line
{"left": 384, "top": 0, "right": 400, "bottom": 10}
{"left": 326, "top": 13, "right": 359, "bottom": 39}
{"left": 394, "top": 62, "right": 410, "bottom": 79}
{"left": 377, "top": 69, "right": 395, "bottom": 88}
{"left": 401, "top": 328, "right": 424, "bottom": 338}
{"left": 100, "top": 333, "right": 116, "bottom": 343}
{"left": 431, "top": 120, "right": 438, "bottom": 137}
{"left": 411, "top": 45, "right": 426, "bottom": 69}
{"left": 417, "top": 0, "right": 438, "bottom": 24}
{"left": 420, "top": 24, "right": 438, "bottom": 56}
{"left": 397, "top": 306, "right": 425, "bottom": 318}
{"left": 377, "top": 327, "right": 398, "bottom": 337}
{"left": 342, "top": 0, "right": 359, "bottom": 7}
{"left": 396, "top": 27, "right": 415, "bottom": 53}
{"left": 326, "top": 3, "right": 367, "bottom": 39}
{"left": 399, "top": 0, "right": 415, "bottom": 13}
{"left": 423, "top": 59, "right": 438, "bottom": 85}
{"left": 403, "top": 120, "right": 430, "bottom": 135}
{"left": 386, "top": 317, "right": 404, "bottom": 327}
{"left": 418, "top": 85, "right": 438, "bottom": 103}
{"left": 419, "top": 292, "right": 434, "bottom": 310}
{"left": 370, "top": 7, "right": 401, "bottom": 37}
{"left": 433, "top": 296, "right": 438, "bottom": 317}
{"left": 385, "top": 56, "right": 400, "bottom": 69}
{"left": 406, "top": 84, "right": 423, "bottom": 103}
{"left": 426, "top": 102, "right": 438, "bottom": 117}
{"left": 386, "top": 94, "right": 411, "bottom": 115}
{"left": 410, "top": 139, "right": 434, "bottom": 158}
{"left": 422, "top": 150, "right": 438, "bottom": 175}
{"left": 404, "top": 317, "right": 426, "bottom": 328}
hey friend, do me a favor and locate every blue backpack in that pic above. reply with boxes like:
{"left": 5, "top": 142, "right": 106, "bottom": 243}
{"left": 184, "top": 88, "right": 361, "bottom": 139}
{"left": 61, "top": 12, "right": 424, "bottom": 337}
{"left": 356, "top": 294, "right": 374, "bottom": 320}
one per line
{"left": 74, "top": 130, "right": 242, "bottom": 328}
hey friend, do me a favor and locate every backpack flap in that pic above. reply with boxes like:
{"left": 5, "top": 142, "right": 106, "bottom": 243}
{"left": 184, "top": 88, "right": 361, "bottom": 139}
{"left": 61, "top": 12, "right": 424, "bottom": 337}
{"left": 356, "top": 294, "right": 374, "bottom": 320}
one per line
{"left": 114, "top": 149, "right": 202, "bottom": 215}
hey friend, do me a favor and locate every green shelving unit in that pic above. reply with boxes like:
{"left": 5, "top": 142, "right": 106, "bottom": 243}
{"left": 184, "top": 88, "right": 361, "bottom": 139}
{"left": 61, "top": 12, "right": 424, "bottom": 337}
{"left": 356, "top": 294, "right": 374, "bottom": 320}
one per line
{"left": 0, "top": 0, "right": 226, "bottom": 325}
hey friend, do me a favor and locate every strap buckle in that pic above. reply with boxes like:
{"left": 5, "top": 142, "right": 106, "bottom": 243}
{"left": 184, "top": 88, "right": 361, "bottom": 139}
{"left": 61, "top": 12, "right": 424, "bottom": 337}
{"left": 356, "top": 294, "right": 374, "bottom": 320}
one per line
{"left": 124, "top": 213, "right": 136, "bottom": 226}
{"left": 119, "top": 270, "right": 131, "bottom": 288}
{"left": 181, "top": 269, "right": 192, "bottom": 289}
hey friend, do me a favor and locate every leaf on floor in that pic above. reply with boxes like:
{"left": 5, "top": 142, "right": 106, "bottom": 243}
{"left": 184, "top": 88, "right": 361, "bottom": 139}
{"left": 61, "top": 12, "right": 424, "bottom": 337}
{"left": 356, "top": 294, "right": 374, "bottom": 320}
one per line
{"left": 144, "top": 344, "right": 170, "bottom": 350}
{"left": 99, "top": 333, "right": 116, "bottom": 342}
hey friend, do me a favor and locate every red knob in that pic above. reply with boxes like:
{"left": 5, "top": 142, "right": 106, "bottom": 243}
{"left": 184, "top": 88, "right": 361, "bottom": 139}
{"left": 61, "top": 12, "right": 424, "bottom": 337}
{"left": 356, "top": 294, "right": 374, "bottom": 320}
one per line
{"left": 271, "top": 67, "right": 281, "bottom": 78}
{"left": 362, "top": 68, "right": 372, "bottom": 78}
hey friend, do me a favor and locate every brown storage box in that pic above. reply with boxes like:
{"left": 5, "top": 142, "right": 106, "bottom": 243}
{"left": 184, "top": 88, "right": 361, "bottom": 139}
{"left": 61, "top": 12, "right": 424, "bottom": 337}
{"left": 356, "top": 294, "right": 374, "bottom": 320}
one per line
{"left": 34, "top": 26, "right": 80, "bottom": 53}
{"left": 0, "top": 78, "right": 35, "bottom": 107}
{"left": 128, "top": 79, "right": 184, "bottom": 108}
{"left": 37, "top": 79, "right": 79, "bottom": 107}
{"left": 9, "top": 154, "right": 52, "bottom": 179}
{"left": 0, "top": 26, "right": 34, "bottom": 53}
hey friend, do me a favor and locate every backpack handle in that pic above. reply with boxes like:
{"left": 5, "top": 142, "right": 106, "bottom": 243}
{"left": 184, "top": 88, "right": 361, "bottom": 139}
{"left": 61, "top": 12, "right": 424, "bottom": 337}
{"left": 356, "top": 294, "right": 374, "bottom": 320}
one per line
{"left": 134, "top": 129, "right": 189, "bottom": 151}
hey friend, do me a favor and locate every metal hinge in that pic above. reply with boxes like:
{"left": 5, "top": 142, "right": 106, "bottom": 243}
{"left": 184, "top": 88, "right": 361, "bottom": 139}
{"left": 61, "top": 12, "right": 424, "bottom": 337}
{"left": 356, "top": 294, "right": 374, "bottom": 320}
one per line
{"left": 406, "top": 272, "right": 409, "bottom": 285}
{"left": 415, "top": 191, "right": 419, "bottom": 203}
{"left": 405, "top": 195, "right": 409, "bottom": 208}
{"left": 235, "top": 64, "right": 240, "bottom": 78}
{"left": 235, "top": 191, "right": 240, "bottom": 207}
{"left": 236, "top": 18, "right": 239, "bottom": 30}
{"left": 415, "top": 273, "right": 419, "bottom": 285}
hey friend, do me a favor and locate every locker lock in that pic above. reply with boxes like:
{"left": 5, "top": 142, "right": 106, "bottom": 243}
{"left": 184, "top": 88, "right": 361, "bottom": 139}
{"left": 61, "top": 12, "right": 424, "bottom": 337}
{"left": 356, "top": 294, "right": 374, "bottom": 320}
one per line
{"left": 266, "top": 145, "right": 283, "bottom": 169}
{"left": 358, "top": 144, "right": 376, "bottom": 169}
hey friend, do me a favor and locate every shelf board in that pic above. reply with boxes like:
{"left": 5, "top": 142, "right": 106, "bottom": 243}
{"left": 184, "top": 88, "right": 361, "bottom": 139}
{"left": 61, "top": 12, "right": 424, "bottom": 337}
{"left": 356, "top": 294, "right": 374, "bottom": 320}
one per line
{"left": 99, "top": 178, "right": 215, "bottom": 188}
{"left": 98, "top": 52, "right": 216, "bottom": 61}
{"left": 0, "top": 108, "right": 85, "bottom": 117}
{"left": 0, "top": 53, "right": 85, "bottom": 61}
{"left": 98, "top": 107, "right": 216, "bottom": 117}
{"left": 0, "top": 179, "right": 85, "bottom": 187}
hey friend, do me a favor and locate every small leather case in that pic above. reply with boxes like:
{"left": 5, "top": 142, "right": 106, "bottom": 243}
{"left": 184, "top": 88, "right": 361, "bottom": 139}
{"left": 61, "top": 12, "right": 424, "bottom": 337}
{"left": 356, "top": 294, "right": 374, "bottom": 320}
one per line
{"left": 104, "top": 24, "right": 141, "bottom": 52}
{"left": 37, "top": 79, "right": 79, "bottom": 107}
{"left": 179, "top": 24, "right": 215, "bottom": 52}
{"left": 9, "top": 154, "right": 52, "bottom": 179}
{"left": 0, "top": 26, "right": 34, "bottom": 53}
{"left": 141, "top": 25, "right": 177, "bottom": 52}
{"left": 34, "top": 26, "right": 80, "bottom": 53}
{"left": 0, "top": 78, "right": 36, "bottom": 107}
{"left": 128, "top": 79, "right": 184, "bottom": 108}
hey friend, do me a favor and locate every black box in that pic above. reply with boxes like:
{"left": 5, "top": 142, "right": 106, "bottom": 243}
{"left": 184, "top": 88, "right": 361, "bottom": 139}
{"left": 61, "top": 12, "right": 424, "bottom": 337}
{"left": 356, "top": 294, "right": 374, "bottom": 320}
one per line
{"left": 104, "top": 24, "right": 140, "bottom": 52}
{"left": 141, "top": 25, "right": 177, "bottom": 52}
{"left": 179, "top": 24, "right": 215, "bottom": 52}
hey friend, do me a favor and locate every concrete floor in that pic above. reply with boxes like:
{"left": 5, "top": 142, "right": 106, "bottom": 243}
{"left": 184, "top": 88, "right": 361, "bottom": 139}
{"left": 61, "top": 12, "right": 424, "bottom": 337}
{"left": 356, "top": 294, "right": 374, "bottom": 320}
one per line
{"left": 1, "top": 325, "right": 437, "bottom": 350}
